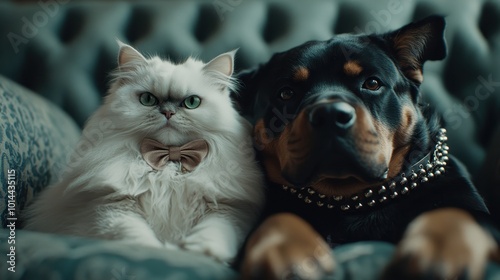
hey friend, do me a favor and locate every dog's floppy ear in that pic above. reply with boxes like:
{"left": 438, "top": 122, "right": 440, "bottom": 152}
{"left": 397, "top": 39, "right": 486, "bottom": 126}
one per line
{"left": 383, "top": 15, "right": 447, "bottom": 84}
{"left": 232, "top": 66, "right": 263, "bottom": 118}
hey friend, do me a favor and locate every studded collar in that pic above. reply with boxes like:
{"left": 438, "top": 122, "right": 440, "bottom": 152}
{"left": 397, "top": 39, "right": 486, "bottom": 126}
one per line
{"left": 281, "top": 128, "right": 450, "bottom": 212}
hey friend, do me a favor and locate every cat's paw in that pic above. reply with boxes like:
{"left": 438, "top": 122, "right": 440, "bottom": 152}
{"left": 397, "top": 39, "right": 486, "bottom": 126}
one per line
{"left": 164, "top": 241, "right": 181, "bottom": 251}
{"left": 180, "top": 238, "right": 235, "bottom": 265}
{"left": 180, "top": 215, "right": 239, "bottom": 264}
{"left": 240, "top": 213, "right": 335, "bottom": 280}
{"left": 382, "top": 208, "right": 497, "bottom": 280}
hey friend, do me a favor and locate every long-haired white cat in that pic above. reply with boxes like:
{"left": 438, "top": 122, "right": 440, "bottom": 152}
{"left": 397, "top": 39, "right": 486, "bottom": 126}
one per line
{"left": 23, "top": 42, "right": 264, "bottom": 263}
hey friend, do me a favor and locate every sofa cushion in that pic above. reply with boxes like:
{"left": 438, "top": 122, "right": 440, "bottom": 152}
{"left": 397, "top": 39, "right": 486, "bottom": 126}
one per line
{"left": 1, "top": 229, "right": 499, "bottom": 279}
{"left": 0, "top": 229, "right": 238, "bottom": 280}
{"left": 0, "top": 75, "right": 80, "bottom": 228}
{"left": 0, "top": 228, "right": 392, "bottom": 280}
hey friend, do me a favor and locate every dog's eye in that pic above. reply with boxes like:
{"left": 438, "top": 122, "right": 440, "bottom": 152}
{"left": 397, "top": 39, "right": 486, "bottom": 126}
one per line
{"left": 279, "top": 87, "right": 295, "bottom": 100}
{"left": 363, "top": 78, "right": 381, "bottom": 91}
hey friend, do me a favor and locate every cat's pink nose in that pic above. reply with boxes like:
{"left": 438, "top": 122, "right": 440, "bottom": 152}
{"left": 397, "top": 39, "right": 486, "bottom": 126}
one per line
{"left": 164, "top": 111, "right": 175, "bottom": 120}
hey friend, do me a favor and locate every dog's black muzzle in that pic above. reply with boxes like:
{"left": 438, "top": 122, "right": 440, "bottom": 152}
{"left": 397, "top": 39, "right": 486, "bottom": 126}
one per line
{"left": 283, "top": 99, "right": 389, "bottom": 187}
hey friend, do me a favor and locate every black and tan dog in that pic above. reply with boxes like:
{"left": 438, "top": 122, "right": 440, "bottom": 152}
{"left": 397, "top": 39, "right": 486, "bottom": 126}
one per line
{"left": 235, "top": 16, "right": 500, "bottom": 279}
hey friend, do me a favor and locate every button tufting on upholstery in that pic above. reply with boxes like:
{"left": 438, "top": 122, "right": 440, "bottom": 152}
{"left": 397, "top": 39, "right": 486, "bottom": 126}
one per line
{"left": 479, "top": 1, "right": 500, "bottom": 43}
{"left": 194, "top": 4, "right": 220, "bottom": 43}
{"left": 93, "top": 45, "right": 119, "bottom": 97}
{"left": 20, "top": 45, "right": 50, "bottom": 92}
{"left": 443, "top": 32, "right": 490, "bottom": 97}
{"left": 411, "top": 2, "right": 440, "bottom": 22}
{"left": 333, "top": 2, "right": 369, "bottom": 35}
{"left": 59, "top": 8, "right": 86, "bottom": 44}
{"left": 125, "top": 6, "right": 154, "bottom": 44}
{"left": 263, "top": 4, "right": 290, "bottom": 43}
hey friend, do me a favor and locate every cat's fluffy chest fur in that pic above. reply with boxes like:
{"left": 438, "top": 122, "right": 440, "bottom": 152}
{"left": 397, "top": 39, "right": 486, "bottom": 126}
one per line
{"left": 23, "top": 43, "right": 264, "bottom": 263}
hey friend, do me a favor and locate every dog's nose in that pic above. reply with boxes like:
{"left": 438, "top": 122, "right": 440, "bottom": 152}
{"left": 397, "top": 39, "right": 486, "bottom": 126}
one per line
{"left": 309, "top": 102, "right": 356, "bottom": 130}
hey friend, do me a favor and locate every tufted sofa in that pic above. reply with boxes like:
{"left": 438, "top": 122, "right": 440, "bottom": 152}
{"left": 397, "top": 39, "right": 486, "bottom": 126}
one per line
{"left": 1, "top": 0, "right": 499, "bottom": 279}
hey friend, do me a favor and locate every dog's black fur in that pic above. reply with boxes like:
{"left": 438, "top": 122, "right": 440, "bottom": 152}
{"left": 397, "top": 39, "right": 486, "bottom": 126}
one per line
{"left": 234, "top": 15, "right": 499, "bottom": 261}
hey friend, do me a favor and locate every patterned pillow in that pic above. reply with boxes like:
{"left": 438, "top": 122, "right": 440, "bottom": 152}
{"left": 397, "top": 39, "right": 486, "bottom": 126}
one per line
{"left": 0, "top": 76, "right": 81, "bottom": 228}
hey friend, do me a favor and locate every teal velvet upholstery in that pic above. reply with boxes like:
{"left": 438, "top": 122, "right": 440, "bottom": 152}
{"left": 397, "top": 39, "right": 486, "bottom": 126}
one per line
{"left": 0, "top": 227, "right": 392, "bottom": 280}
{"left": 1, "top": 230, "right": 499, "bottom": 279}
{"left": 0, "top": 229, "right": 238, "bottom": 280}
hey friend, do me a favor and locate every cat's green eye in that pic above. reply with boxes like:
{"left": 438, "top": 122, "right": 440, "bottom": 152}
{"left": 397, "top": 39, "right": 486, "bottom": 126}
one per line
{"left": 139, "top": 92, "right": 158, "bottom": 106}
{"left": 182, "top": 95, "right": 201, "bottom": 109}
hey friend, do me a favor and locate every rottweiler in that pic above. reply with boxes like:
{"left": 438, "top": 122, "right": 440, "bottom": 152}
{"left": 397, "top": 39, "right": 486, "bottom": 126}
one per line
{"left": 235, "top": 15, "right": 500, "bottom": 279}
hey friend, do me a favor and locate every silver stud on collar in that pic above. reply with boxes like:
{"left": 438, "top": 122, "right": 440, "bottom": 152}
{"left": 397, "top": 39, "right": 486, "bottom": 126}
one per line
{"left": 281, "top": 128, "right": 450, "bottom": 212}
{"left": 379, "top": 186, "right": 387, "bottom": 194}
{"left": 401, "top": 187, "right": 409, "bottom": 194}
{"left": 390, "top": 191, "right": 399, "bottom": 199}
{"left": 365, "top": 189, "right": 373, "bottom": 197}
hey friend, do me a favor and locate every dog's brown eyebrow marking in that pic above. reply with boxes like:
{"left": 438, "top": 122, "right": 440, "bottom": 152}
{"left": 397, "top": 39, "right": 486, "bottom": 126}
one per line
{"left": 343, "top": 61, "right": 363, "bottom": 76}
{"left": 293, "top": 67, "right": 309, "bottom": 81}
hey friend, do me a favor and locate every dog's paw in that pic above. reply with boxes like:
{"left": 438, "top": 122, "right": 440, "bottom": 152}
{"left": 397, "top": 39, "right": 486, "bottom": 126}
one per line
{"left": 382, "top": 208, "right": 497, "bottom": 280}
{"left": 241, "top": 213, "right": 335, "bottom": 280}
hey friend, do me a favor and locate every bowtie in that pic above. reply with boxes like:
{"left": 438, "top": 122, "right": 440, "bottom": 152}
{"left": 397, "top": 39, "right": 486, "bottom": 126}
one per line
{"left": 140, "top": 138, "right": 209, "bottom": 172}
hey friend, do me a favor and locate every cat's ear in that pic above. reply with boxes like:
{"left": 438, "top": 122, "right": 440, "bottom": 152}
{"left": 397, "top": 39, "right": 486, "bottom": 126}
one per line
{"left": 203, "top": 50, "right": 237, "bottom": 90}
{"left": 117, "top": 40, "right": 147, "bottom": 67}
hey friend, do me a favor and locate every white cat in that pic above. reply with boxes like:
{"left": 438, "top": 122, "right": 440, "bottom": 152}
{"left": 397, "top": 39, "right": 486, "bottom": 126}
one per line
{"left": 23, "top": 42, "right": 265, "bottom": 263}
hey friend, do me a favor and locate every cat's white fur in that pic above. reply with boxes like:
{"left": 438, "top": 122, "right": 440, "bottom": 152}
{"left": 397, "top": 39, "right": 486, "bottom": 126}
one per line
{"left": 23, "top": 42, "right": 265, "bottom": 263}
